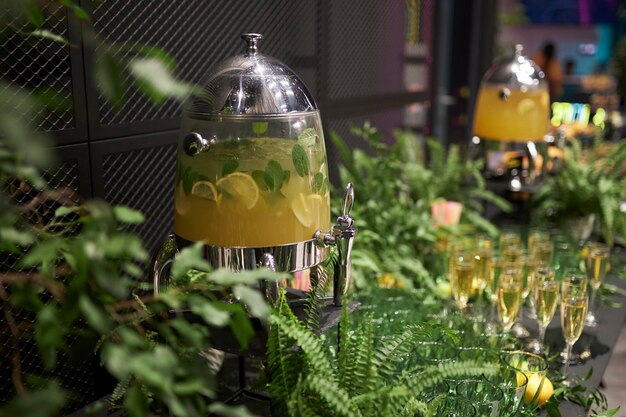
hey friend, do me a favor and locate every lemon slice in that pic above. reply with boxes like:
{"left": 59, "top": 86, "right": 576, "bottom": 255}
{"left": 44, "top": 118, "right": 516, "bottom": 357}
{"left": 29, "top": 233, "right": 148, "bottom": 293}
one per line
{"left": 191, "top": 181, "right": 219, "bottom": 202}
{"left": 517, "top": 98, "right": 536, "bottom": 116}
{"left": 216, "top": 172, "right": 259, "bottom": 209}
{"left": 291, "top": 193, "right": 323, "bottom": 227}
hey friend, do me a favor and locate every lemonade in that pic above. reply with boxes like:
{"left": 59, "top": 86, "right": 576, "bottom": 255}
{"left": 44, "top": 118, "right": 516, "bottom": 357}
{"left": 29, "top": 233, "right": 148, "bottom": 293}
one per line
{"left": 174, "top": 132, "right": 331, "bottom": 247}
{"left": 474, "top": 85, "right": 549, "bottom": 141}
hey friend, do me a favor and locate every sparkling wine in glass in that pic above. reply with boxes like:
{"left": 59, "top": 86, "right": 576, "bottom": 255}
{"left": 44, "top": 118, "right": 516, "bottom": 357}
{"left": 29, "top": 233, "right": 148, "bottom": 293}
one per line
{"left": 528, "top": 267, "right": 559, "bottom": 354}
{"left": 560, "top": 273, "right": 588, "bottom": 386}
{"left": 584, "top": 242, "right": 609, "bottom": 327}
{"left": 450, "top": 251, "right": 475, "bottom": 311}
{"left": 497, "top": 269, "right": 523, "bottom": 332}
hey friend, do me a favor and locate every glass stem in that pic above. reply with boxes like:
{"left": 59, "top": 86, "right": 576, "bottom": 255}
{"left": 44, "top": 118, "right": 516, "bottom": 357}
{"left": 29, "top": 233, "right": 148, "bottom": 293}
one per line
{"left": 563, "top": 343, "right": 573, "bottom": 377}
{"left": 538, "top": 325, "right": 546, "bottom": 352}
{"left": 589, "top": 288, "right": 598, "bottom": 317}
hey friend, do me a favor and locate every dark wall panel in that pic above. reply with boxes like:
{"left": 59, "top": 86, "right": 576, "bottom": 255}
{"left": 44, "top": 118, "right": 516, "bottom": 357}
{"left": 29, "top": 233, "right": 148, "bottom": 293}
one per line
{"left": 90, "top": 132, "right": 177, "bottom": 256}
{"left": 0, "top": 4, "right": 87, "bottom": 145}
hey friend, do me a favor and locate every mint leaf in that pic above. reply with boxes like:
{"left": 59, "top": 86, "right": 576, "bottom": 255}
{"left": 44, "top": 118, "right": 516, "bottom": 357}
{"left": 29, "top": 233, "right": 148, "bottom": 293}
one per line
{"left": 292, "top": 144, "right": 309, "bottom": 177}
{"left": 251, "top": 170, "right": 269, "bottom": 191}
{"left": 264, "top": 160, "right": 285, "bottom": 192}
{"left": 222, "top": 159, "right": 239, "bottom": 177}
{"left": 252, "top": 122, "right": 269, "bottom": 135}
{"left": 297, "top": 128, "right": 318, "bottom": 147}
{"left": 311, "top": 172, "right": 324, "bottom": 193}
{"left": 321, "top": 178, "right": 329, "bottom": 195}
{"left": 182, "top": 166, "right": 194, "bottom": 195}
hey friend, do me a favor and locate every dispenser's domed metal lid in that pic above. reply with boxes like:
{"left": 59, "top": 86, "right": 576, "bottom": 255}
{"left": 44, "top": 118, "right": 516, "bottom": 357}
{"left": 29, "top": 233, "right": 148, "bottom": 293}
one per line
{"left": 188, "top": 33, "right": 317, "bottom": 116}
{"left": 482, "top": 44, "right": 546, "bottom": 88}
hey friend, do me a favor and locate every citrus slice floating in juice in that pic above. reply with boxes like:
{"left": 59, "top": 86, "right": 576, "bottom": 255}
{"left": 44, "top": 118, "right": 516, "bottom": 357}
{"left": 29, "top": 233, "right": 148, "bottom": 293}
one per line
{"left": 191, "top": 181, "right": 219, "bottom": 202}
{"left": 216, "top": 172, "right": 259, "bottom": 209}
{"left": 291, "top": 193, "right": 323, "bottom": 228}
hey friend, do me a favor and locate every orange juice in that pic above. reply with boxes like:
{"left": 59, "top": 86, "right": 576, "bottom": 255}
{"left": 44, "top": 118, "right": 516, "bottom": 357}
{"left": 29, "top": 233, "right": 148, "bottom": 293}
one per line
{"left": 474, "top": 85, "right": 549, "bottom": 141}
{"left": 174, "top": 135, "right": 330, "bottom": 247}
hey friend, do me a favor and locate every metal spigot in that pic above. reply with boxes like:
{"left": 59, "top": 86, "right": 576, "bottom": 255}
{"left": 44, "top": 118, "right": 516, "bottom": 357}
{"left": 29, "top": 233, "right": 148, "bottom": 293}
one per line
{"left": 315, "top": 183, "right": 357, "bottom": 306}
{"left": 183, "top": 132, "right": 214, "bottom": 157}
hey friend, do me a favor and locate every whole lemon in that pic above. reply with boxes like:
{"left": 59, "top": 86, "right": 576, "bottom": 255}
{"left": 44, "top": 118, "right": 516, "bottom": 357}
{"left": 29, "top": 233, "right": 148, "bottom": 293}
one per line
{"left": 523, "top": 373, "right": 553, "bottom": 406}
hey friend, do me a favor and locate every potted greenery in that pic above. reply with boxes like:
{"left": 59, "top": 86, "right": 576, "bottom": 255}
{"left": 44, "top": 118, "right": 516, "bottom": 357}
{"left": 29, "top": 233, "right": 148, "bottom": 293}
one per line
{"left": 532, "top": 138, "right": 626, "bottom": 246}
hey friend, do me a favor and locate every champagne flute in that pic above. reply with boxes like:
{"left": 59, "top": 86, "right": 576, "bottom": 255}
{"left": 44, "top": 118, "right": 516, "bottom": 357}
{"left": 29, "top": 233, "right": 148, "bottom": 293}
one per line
{"left": 485, "top": 256, "right": 503, "bottom": 334}
{"left": 450, "top": 251, "right": 476, "bottom": 311}
{"left": 528, "top": 227, "right": 550, "bottom": 256}
{"left": 584, "top": 242, "right": 609, "bottom": 327}
{"left": 560, "top": 273, "right": 588, "bottom": 386}
{"left": 531, "top": 240, "right": 554, "bottom": 267}
{"left": 528, "top": 266, "right": 559, "bottom": 354}
{"left": 511, "top": 255, "right": 533, "bottom": 338}
{"left": 473, "top": 235, "right": 494, "bottom": 318}
{"left": 497, "top": 268, "right": 523, "bottom": 332}
{"left": 500, "top": 229, "right": 522, "bottom": 250}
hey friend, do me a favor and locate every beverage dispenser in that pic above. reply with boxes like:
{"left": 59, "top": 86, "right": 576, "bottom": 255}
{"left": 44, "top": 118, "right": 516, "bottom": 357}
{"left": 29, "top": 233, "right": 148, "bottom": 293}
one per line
{"left": 153, "top": 34, "right": 356, "bottom": 305}
{"left": 473, "top": 44, "right": 550, "bottom": 190}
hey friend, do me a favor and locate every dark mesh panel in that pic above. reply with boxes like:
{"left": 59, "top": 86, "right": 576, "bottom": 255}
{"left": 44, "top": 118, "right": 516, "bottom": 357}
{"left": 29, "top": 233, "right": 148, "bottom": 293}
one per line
{"left": 0, "top": 4, "right": 75, "bottom": 131}
{"left": 100, "top": 145, "right": 177, "bottom": 256}
{"left": 92, "top": 0, "right": 318, "bottom": 127}
{"left": 0, "top": 161, "right": 105, "bottom": 410}
{"left": 328, "top": 1, "right": 407, "bottom": 99}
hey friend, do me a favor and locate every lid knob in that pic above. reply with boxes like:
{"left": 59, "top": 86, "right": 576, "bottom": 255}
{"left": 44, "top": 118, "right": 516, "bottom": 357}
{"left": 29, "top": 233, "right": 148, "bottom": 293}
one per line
{"left": 241, "top": 33, "right": 263, "bottom": 56}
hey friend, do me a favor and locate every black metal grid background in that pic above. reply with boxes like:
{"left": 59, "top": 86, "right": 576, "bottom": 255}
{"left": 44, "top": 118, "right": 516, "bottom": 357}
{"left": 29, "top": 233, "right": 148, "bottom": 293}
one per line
{"left": 0, "top": 3, "right": 74, "bottom": 132}
{"left": 100, "top": 143, "right": 177, "bottom": 257}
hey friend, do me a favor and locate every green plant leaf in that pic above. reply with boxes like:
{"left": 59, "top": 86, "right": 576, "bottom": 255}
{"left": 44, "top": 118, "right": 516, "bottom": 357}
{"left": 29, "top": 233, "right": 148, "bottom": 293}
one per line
{"left": 0, "top": 381, "right": 66, "bottom": 417}
{"left": 252, "top": 170, "right": 270, "bottom": 191}
{"left": 188, "top": 296, "right": 230, "bottom": 327}
{"left": 233, "top": 285, "right": 270, "bottom": 319}
{"left": 30, "top": 30, "right": 68, "bottom": 45}
{"left": 222, "top": 159, "right": 239, "bottom": 177}
{"left": 129, "top": 57, "right": 195, "bottom": 103}
{"left": 79, "top": 294, "right": 113, "bottom": 334}
{"left": 264, "top": 160, "right": 285, "bottom": 192}
{"left": 54, "top": 206, "right": 79, "bottom": 217}
{"left": 252, "top": 122, "right": 269, "bottom": 135}
{"left": 208, "top": 402, "right": 259, "bottom": 417}
{"left": 311, "top": 172, "right": 324, "bottom": 194}
{"left": 58, "top": 0, "right": 90, "bottom": 20}
{"left": 95, "top": 49, "right": 125, "bottom": 109}
{"left": 297, "top": 128, "right": 318, "bottom": 147}
{"left": 292, "top": 144, "right": 310, "bottom": 177}
{"left": 113, "top": 206, "right": 145, "bottom": 224}
{"left": 124, "top": 384, "right": 148, "bottom": 417}
{"left": 34, "top": 304, "right": 66, "bottom": 369}
{"left": 171, "top": 243, "right": 212, "bottom": 281}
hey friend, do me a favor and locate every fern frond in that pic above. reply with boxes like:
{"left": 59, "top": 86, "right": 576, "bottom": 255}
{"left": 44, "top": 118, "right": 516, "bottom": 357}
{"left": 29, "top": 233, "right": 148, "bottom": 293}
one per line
{"left": 468, "top": 188, "right": 512, "bottom": 212}
{"left": 269, "top": 313, "right": 336, "bottom": 380}
{"left": 304, "top": 263, "right": 332, "bottom": 332}
{"left": 266, "top": 291, "right": 304, "bottom": 416}
{"left": 461, "top": 209, "right": 499, "bottom": 237}
{"left": 403, "top": 360, "right": 498, "bottom": 395}
{"left": 374, "top": 324, "right": 428, "bottom": 382}
{"left": 301, "top": 373, "right": 362, "bottom": 417}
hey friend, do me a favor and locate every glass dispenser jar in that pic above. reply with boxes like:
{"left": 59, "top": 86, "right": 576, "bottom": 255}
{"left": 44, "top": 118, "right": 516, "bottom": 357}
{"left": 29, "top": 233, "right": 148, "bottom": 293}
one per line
{"left": 154, "top": 34, "right": 355, "bottom": 305}
{"left": 473, "top": 44, "right": 550, "bottom": 189}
